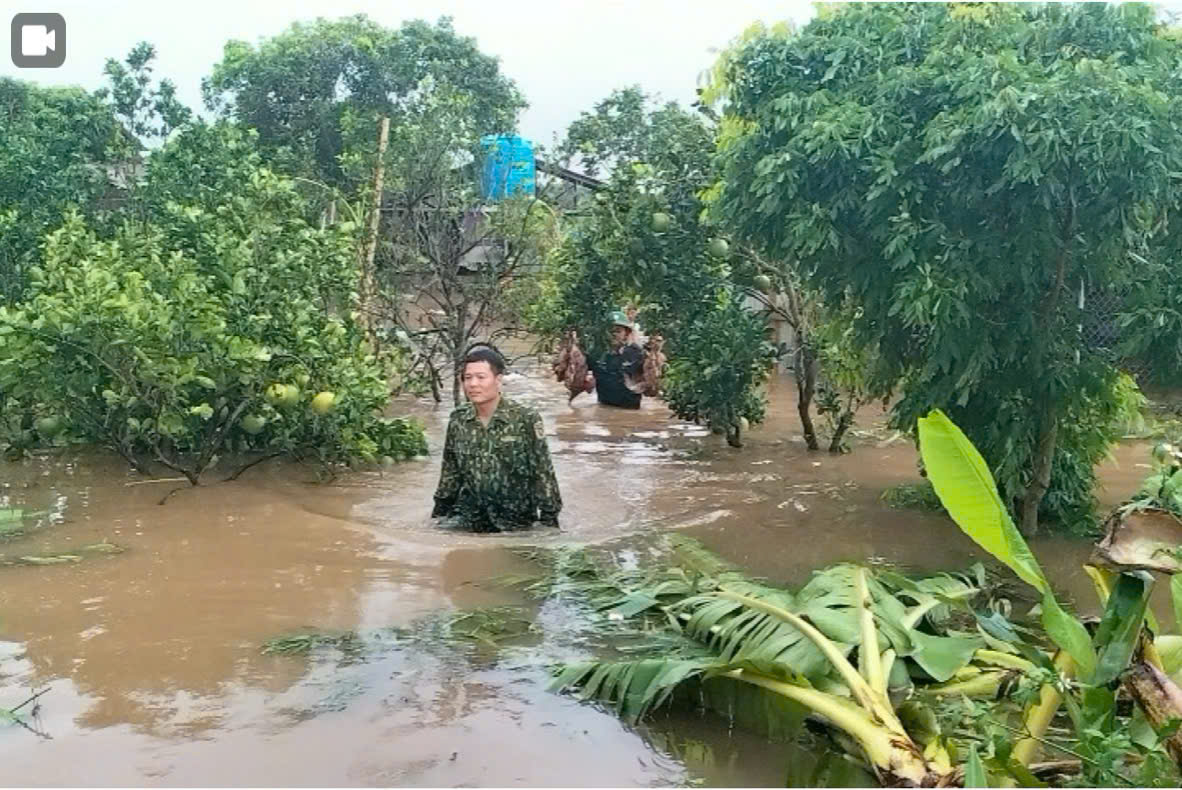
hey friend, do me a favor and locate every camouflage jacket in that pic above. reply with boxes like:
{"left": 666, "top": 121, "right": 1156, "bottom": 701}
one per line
{"left": 431, "top": 397, "right": 563, "bottom": 531}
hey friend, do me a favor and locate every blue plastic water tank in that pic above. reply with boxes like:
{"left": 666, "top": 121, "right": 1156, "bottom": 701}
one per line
{"left": 480, "top": 134, "right": 536, "bottom": 200}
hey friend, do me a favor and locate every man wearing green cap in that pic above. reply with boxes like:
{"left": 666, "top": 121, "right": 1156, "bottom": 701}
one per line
{"left": 586, "top": 310, "right": 647, "bottom": 409}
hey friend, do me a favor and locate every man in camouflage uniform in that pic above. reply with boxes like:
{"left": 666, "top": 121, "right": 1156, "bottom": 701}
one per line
{"left": 432, "top": 346, "right": 563, "bottom": 532}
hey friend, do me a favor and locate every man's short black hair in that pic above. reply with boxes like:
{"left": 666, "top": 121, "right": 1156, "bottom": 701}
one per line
{"left": 463, "top": 345, "right": 505, "bottom": 376}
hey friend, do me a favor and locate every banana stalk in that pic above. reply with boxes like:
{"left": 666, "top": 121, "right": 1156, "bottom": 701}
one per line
{"left": 920, "top": 670, "right": 1016, "bottom": 700}
{"left": 973, "top": 649, "right": 1037, "bottom": 673}
{"left": 717, "top": 567, "right": 955, "bottom": 786}
{"left": 1124, "top": 655, "right": 1182, "bottom": 770}
{"left": 722, "top": 670, "right": 943, "bottom": 786}
{"left": 1010, "top": 650, "right": 1075, "bottom": 771}
{"left": 857, "top": 566, "right": 888, "bottom": 698}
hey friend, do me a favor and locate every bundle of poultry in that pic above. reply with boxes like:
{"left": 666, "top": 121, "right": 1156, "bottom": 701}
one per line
{"left": 624, "top": 333, "right": 667, "bottom": 397}
{"left": 553, "top": 330, "right": 594, "bottom": 402}
{"left": 641, "top": 333, "right": 666, "bottom": 397}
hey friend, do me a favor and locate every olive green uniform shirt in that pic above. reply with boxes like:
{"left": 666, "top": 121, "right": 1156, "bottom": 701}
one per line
{"left": 431, "top": 397, "right": 562, "bottom": 532}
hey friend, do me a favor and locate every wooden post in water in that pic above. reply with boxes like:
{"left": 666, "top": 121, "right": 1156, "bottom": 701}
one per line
{"left": 359, "top": 115, "right": 390, "bottom": 348}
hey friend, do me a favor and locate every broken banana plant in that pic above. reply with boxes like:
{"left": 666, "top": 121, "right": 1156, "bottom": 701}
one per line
{"left": 553, "top": 560, "right": 959, "bottom": 785}
{"left": 712, "top": 573, "right": 956, "bottom": 786}
{"left": 920, "top": 409, "right": 1182, "bottom": 780}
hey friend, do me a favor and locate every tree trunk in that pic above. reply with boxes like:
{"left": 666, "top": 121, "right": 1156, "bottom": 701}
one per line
{"left": 359, "top": 115, "right": 390, "bottom": 348}
{"left": 1019, "top": 192, "right": 1074, "bottom": 537}
{"left": 829, "top": 409, "right": 854, "bottom": 454}
{"left": 452, "top": 344, "right": 465, "bottom": 407}
{"left": 794, "top": 342, "right": 820, "bottom": 451}
{"left": 1020, "top": 397, "right": 1059, "bottom": 537}
{"left": 426, "top": 360, "right": 443, "bottom": 404}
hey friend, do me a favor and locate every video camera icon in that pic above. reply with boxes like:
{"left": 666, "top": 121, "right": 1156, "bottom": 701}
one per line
{"left": 11, "top": 13, "right": 66, "bottom": 68}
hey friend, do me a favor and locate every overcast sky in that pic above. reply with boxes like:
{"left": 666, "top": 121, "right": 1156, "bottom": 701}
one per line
{"left": 2, "top": 0, "right": 817, "bottom": 146}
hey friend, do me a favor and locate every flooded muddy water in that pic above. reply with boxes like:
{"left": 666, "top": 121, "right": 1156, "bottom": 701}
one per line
{"left": 0, "top": 361, "right": 1160, "bottom": 786}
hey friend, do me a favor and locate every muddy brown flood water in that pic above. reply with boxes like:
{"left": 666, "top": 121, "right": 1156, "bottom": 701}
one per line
{"left": 0, "top": 362, "right": 1164, "bottom": 786}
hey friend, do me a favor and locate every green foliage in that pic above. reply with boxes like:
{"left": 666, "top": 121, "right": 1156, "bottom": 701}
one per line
{"left": 881, "top": 483, "right": 944, "bottom": 512}
{"left": 919, "top": 407, "right": 1182, "bottom": 785}
{"left": 539, "top": 537, "right": 1034, "bottom": 785}
{"left": 203, "top": 15, "right": 524, "bottom": 190}
{"left": 0, "top": 78, "right": 126, "bottom": 302}
{"left": 712, "top": 3, "right": 1182, "bottom": 530}
{"left": 95, "top": 42, "right": 192, "bottom": 144}
{"left": 1125, "top": 442, "right": 1182, "bottom": 518}
{"left": 661, "top": 294, "right": 775, "bottom": 435}
{"left": 0, "top": 123, "right": 424, "bottom": 482}
{"left": 262, "top": 630, "right": 365, "bottom": 656}
{"left": 918, "top": 409, "right": 1097, "bottom": 677}
{"left": 559, "top": 86, "right": 712, "bottom": 181}
{"left": 813, "top": 301, "right": 876, "bottom": 452}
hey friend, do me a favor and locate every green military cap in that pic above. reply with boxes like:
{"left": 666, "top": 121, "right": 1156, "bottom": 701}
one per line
{"left": 609, "top": 310, "right": 634, "bottom": 330}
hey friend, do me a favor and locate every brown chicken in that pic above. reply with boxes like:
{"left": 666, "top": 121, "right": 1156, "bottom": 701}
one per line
{"left": 553, "top": 330, "right": 595, "bottom": 402}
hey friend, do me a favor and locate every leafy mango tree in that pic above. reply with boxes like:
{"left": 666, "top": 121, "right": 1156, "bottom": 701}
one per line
{"left": 0, "top": 122, "right": 425, "bottom": 483}
{"left": 710, "top": 3, "right": 1182, "bottom": 534}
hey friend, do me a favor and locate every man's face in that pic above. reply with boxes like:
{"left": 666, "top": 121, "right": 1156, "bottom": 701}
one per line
{"left": 611, "top": 326, "right": 630, "bottom": 346}
{"left": 462, "top": 360, "right": 502, "bottom": 404}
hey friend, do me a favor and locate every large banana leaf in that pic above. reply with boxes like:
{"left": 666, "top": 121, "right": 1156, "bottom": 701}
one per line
{"left": 546, "top": 541, "right": 972, "bottom": 787}
{"left": 549, "top": 655, "right": 812, "bottom": 738}
{"left": 1093, "top": 572, "right": 1154, "bottom": 686}
{"left": 551, "top": 657, "right": 714, "bottom": 723}
{"left": 916, "top": 411, "right": 1048, "bottom": 592}
{"left": 918, "top": 409, "right": 1098, "bottom": 680}
{"left": 671, "top": 586, "right": 853, "bottom": 684}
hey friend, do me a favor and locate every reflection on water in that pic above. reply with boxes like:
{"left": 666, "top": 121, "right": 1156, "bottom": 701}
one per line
{"left": 0, "top": 360, "right": 1159, "bottom": 785}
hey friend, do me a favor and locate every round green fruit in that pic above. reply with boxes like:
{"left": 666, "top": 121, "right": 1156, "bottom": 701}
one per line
{"left": 651, "top": 212, "right": 672, "bottom": 233}
{"left": 240, "top": 414, "right": 267, "bottom": 435}
{"left": 265, "top": 383, "right": 288, "bottom": 405}
{"left": 278, "top": 385, "right": 301, "bottom": 409}
{"left": 708, "top": 238, "right": 730, "bottom": 258}
{"left": 311, "top": 391, "right": 337, "bottom": 414}
{"left": 753, "top": 274, "right": 773, "bottom": 294}
{"left": 1153, "top": 442, "right": 1174, "bottom": 464}
{"left": 295, "top": 372, "right": 311, "bottom": 387}
{"left": 35, "top": 416, "right": 63, "bottom": 437}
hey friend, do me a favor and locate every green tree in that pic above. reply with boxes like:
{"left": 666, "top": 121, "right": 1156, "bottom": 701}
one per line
{"left": 96, "top": 42, "right": 192, "bottom": 145}
{"left": 0, "top": 79, "right": 125, "bottom": 302}
{"left": 0, "top": 122, "right": 425, "bottom": 483}
{"left": 712, "top": 3, "right": 1182, "bottom": 533}
{"left": 202, "top": 15, "right": 525, "bottom": 191}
